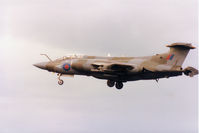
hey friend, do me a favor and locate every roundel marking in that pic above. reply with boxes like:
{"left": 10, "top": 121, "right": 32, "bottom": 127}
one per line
{"left": 63, "top": 63, "right": 71, "bottom": 71}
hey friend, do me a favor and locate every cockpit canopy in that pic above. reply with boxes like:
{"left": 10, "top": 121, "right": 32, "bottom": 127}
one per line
{"left": 55, "top": 54, "right": 84, "bottom": 61}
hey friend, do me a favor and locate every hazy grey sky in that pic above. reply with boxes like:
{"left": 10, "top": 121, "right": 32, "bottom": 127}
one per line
{"left": 0, "top": 0, "right": 198, "bottom": 133}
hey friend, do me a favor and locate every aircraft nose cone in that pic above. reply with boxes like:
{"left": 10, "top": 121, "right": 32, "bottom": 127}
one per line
{"left": 33, "top": 62, "right": 48, "bottom": 70}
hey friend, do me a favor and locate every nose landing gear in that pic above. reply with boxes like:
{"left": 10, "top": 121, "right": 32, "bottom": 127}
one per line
{"left": 57, "top": 73, "right": 64, "bottom": 85}
{"left": 58, "top": 80, "right": 64, "bottom": 85}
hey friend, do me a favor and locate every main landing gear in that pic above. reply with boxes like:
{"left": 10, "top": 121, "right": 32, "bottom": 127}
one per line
{"left": 57, "top": 73, "right": 64, "bottom": 85}
{"left": 107, "top": 80, "right": 123, "bottom": 89}
{"left": 107, "top": 80, "right": 115, "bottom": 87}
{"left": 115, "top": 82, "right": 123, "bottom": 89}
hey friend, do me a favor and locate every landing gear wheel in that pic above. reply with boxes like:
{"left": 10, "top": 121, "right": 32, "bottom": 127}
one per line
{"left": 107, "top": 80, "right": 115, "bottom": 87}
{"left": 57, "top": 73, "right": 64, "bottom": 85}
{"left": 115, "top": 82, "right": 123, "bottom": 89}
{"left": 58, "top": 80, "right": 64, "bottom": 85}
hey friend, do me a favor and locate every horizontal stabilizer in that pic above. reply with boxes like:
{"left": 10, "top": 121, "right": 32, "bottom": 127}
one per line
{"left": 166, "top": 43, "right": 196, "bottom": 49}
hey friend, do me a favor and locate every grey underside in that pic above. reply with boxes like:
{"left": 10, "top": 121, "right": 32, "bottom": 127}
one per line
{"left": 89, "top": 71, "right": 183, "bottom": 82}
{"left": 34, "top": 42, "right": 197, "bottom": 83}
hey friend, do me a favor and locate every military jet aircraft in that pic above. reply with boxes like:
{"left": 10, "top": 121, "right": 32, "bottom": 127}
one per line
{"left": 34, "top": 43, "right": 198, "bottom": 89}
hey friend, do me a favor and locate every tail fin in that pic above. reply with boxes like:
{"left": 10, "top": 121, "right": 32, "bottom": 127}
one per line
{"left": 166, "top": 43, "right": 196, "bottom": 67}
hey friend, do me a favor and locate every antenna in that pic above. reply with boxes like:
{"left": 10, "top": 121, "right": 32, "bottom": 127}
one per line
{"left": 40, "top": 54, "right": 52, "bottom": 61}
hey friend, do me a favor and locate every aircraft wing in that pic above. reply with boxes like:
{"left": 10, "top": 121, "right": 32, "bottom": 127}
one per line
{"left": 109, "top": 63, "right": 134, "bottom": 71}
{"left": 91, "top": 62, "right": 135, "bottom": 73}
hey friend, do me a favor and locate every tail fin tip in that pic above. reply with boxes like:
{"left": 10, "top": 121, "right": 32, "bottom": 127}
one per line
{"left": 166, "top": 43, "right": 196, "bottom": 49}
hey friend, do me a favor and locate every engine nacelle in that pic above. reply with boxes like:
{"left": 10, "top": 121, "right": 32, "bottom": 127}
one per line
{"left": 71, "top": 60, "right": 92, "bottom": 72}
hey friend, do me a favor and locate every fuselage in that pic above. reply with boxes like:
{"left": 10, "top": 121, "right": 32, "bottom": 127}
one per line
{"left": 35, "top": 54, "right": 183, "bottom": 82}
{"left": 33, "top": 43, "right": 198, "bottom": 89}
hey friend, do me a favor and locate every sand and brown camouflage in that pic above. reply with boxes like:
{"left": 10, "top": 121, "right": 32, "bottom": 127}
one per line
{"left": 34, "top": 42, "right": 198, "bottom": 89}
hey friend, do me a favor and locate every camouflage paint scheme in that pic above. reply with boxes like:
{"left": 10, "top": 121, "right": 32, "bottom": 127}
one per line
{"left": 34, "top": 43, "right": 198, "bottom": 89}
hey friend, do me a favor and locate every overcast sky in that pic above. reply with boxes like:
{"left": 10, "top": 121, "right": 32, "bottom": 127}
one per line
{"left": 0, "top": 0, "right": 198, "bottom": 133}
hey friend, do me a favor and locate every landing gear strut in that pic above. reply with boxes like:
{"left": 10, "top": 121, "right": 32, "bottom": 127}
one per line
{"left": 57, "top": 73, "right": 64, "bottom": 85}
